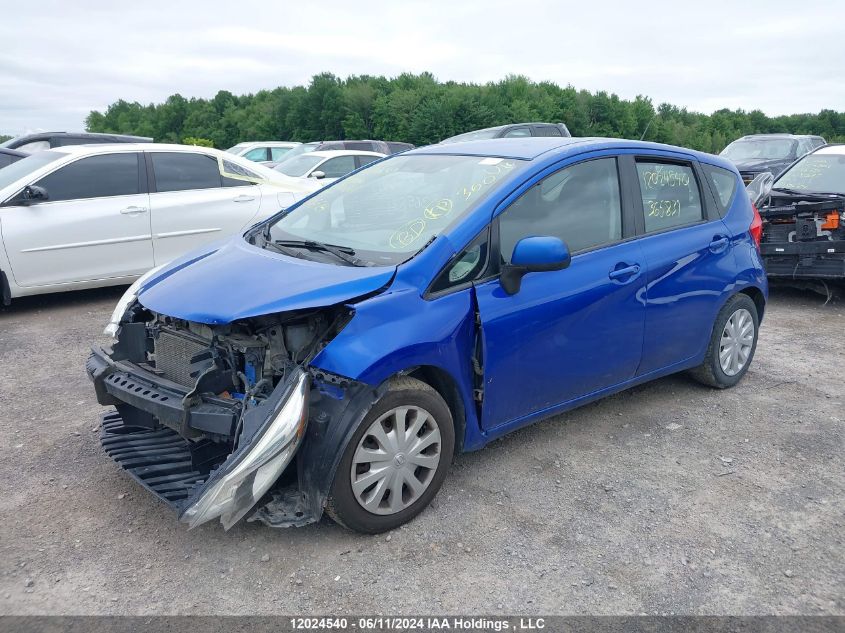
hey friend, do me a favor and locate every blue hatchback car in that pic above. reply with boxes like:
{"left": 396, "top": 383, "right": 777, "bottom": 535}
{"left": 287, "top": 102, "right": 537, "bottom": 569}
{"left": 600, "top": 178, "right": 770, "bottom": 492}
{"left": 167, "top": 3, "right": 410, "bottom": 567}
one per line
{"left": 87, "top": 137, "right": 767, "bottom": 533}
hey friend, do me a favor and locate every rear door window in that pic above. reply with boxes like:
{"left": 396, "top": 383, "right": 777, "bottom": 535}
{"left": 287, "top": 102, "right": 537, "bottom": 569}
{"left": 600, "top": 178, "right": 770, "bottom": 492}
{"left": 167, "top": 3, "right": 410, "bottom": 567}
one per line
{"left": 533, "top": 125, "right": 563, "bottom": 137}
{"left": 243, "top": 147, "right": 269, "bottom": 161}
{"left": 34, "top": 153, "right": 141, "bottom": 202}
{"left": 319, "top": 156, "right": 357, "bottom": 178}
{"left": 635, "top": 161, "right": 703, "bottom": 233}
{"left": 151, "top": 152, "right": 222, "bottom": 192}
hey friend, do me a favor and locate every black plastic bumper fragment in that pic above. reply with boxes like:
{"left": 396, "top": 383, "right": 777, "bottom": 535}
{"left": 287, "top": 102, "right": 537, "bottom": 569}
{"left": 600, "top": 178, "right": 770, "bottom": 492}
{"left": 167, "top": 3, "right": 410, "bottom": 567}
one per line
{"left": 87, "top": 347, "right": 239, "bottom": 438}
{"left": 100, "top": 410, "right": 210, "bottom": 509}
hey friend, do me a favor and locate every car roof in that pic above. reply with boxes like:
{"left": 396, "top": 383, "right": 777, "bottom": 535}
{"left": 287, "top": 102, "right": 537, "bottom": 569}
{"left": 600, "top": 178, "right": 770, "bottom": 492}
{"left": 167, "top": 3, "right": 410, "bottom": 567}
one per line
{"left": 410, "top": 137, "right": 716, "bottom": 162}
{"left": 307, "top": 149, "right": 385, "bottom": 158}
{"left": 235, "top": 141, "right": 300, "bottom": 147}
{"left": 9, "top": 131, "right": 151, "bottom": 142}
{"left": 813, "top": 144, "right": 845, "bottom": 155}
{"left": 48, "top": 143, "right": 224, "bottom": 155}
{"left": 738, "top": 134, "right": 819, "bottom": 140}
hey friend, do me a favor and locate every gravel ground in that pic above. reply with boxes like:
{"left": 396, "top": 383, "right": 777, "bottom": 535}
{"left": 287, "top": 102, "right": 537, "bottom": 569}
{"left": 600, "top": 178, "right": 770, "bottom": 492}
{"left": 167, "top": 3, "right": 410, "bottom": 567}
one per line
{"left": 0, "top": 285, "right": 842, "bottom": 615}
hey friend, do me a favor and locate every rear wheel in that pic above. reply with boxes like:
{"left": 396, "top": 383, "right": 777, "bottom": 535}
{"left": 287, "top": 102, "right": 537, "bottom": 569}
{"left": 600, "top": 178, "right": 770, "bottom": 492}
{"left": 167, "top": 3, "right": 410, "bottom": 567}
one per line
{"left": 326, "top": 377, "right": 454, "bottom": 533}
{"left": 690, "top": 294, "right": 759, "bottom": 388}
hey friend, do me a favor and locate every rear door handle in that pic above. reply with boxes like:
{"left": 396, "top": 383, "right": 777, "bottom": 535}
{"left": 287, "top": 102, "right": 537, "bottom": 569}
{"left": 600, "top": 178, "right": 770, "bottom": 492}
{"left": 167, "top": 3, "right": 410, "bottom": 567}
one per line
{"left": 709, "top": 235, "right": 729, "bottom": 252}
{"left": 608, "top": 263, "right": 641, "bottom": 281}
{"left": 233, "top": 195, "right": 256, "bottom": 203}
{"left": 120, "top": 206, "right": 148, "bottom": 215}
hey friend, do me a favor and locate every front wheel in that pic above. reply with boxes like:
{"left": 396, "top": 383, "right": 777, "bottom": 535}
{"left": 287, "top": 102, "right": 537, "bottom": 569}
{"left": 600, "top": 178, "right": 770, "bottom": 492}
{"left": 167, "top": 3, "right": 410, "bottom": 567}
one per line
{"left": 689, "top": 294, "right": 759, "bottom": 389}
{"left": 326, "top": 377, "right": 455, "bottom": 533}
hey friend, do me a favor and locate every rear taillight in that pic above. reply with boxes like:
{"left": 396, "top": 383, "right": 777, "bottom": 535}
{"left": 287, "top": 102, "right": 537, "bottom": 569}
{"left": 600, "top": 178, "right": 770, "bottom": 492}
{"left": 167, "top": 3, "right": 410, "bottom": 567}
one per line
{"left": 750, "top": 203, "right": 763, "bottom": 250}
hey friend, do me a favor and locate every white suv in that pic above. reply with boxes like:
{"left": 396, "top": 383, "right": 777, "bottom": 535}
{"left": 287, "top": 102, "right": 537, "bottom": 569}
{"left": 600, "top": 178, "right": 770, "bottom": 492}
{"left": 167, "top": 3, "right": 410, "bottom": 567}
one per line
{"left": 0, "top": 143, "right": 314, "bottom": 301}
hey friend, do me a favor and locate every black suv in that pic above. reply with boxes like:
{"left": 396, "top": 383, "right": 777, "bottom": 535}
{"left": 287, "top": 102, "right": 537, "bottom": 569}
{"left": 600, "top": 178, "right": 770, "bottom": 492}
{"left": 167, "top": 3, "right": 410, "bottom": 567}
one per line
{"left": 0, "top": 132, "right": 153, "bottom": 153}
{"left": 720, "top": 134, "right": 826, "bottom": 184}
{"left": 440, "top": 122, "right": 571, "bottom": 144}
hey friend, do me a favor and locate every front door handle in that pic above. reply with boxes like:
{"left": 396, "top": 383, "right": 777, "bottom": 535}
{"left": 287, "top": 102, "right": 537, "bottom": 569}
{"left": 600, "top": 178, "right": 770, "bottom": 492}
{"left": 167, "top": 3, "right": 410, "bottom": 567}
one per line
{"left": 709, "top": 235, "right": 730, "bottom": 252}
{"left": 233, "top": 195, "right": 256, "bottom": 203}
{"left": 608, "top": 263, "right": 641, "bottom": 281}
{"left": 120, "top": 206, "right": 148, "bottom": 215}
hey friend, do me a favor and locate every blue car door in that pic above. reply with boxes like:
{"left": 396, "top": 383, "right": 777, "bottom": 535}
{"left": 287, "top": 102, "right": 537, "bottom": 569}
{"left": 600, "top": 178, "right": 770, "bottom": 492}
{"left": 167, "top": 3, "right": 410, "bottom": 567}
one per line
{"left": 626, "top": 154, "right": 735, "bottom": 375}
{"left": 473, "top": 155, "right": 646, "bottom": 432}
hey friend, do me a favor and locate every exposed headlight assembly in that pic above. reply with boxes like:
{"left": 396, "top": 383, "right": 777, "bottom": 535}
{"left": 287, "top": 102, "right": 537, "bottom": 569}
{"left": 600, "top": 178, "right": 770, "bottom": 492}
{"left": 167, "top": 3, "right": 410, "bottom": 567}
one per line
{"left": 180, "top": 368, "right": 309, "bottom": 530}
{"left": 103, "top": 264, "right": 164, "bottom": 338}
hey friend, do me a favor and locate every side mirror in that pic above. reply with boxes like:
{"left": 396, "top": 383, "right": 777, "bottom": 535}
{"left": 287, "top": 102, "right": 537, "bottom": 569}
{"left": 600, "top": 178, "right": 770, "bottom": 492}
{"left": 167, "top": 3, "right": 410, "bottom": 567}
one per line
{"left": 500, "top": 236, "right": 571, "bottom": 295}
{"left": 20, "top": 185, "right": 49, "bottom": 205}
{"left": 310, "top": 170, "right": 326, "bottom": 180}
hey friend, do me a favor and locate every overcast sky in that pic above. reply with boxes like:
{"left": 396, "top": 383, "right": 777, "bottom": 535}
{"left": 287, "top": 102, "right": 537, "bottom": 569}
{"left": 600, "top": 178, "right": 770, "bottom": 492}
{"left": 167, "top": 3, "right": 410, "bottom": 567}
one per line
{"left": 2, "top": 0, "right": 843, "bottom": 136}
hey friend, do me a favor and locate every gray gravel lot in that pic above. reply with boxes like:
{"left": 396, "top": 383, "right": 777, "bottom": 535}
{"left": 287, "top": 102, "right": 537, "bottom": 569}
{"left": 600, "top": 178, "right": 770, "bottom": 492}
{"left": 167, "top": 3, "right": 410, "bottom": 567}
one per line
{"left": 0, "top": 285, "right": 842, "bottom": 615}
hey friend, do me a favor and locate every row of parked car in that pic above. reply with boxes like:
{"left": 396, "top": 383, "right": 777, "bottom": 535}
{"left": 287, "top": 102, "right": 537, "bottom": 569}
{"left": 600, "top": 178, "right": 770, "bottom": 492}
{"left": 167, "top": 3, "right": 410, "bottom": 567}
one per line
{"left": 0, "top": 122, "right": 842, "bottom": 306}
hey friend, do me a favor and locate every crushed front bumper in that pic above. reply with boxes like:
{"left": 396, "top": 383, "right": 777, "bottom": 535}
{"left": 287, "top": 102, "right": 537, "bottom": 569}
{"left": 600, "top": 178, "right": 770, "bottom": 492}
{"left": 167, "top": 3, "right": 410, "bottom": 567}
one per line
{"left": 87, "top": 347, "right": 309, "bottom": 529}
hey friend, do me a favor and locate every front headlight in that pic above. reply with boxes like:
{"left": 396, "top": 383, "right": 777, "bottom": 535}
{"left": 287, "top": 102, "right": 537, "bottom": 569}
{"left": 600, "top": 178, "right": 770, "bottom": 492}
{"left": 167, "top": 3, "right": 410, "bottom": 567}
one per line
{"left": 180, "top": 369, "right": 309, "bottom": 530}
{"left": 103, "top": 265, "right": 164, "bottom": 338}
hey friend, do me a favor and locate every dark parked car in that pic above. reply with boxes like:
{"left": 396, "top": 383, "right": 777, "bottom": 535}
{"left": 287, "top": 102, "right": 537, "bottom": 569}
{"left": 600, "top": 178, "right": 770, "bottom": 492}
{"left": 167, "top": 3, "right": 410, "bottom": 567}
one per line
{"left": 89, "top": 137, "right": 766, "bottom": 533}
{"left": 720, "top": 134, "right": 826, "bottom": 184}
{"left": 440, "top": 122, "right": 571, "bottom": 144}
{"left": 756, "top": 144, "right": 845, "bottom": 280}
{"left": 0, "top": 147, "right": 27, "bottom": 169}
{"left": 1, "top": 132, "right": 153, "bottom": 153}
{"left": 262, "top": 140, "right": 413, "bottom": 168}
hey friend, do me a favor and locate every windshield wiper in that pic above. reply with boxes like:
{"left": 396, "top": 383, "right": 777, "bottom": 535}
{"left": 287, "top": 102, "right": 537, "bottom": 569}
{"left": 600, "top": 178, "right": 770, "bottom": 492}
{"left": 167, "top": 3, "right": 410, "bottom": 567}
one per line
{"left": 273, "top": 239, "right": 362, "bottom": 266}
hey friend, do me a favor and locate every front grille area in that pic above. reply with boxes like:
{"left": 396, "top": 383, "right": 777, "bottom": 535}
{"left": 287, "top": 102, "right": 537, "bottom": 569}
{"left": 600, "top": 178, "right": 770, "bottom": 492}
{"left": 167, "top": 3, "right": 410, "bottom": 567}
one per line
{"left": 154, "top": 328, "right": 209, "bottom": 387}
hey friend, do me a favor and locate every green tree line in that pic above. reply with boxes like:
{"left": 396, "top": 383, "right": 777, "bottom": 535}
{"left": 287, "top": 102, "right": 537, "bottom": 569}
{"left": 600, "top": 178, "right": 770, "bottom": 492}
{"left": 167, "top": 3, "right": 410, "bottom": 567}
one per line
{"left": 85, "top": 73, "right": 845, "bottom": 154}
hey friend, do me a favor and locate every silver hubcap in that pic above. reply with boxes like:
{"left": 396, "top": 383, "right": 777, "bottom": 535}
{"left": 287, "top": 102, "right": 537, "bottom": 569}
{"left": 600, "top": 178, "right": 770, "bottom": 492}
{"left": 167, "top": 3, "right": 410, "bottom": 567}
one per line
{"left": 719, "top": 308, "right": 754, "bottom": 376}
{"left": 351, "top": 405, "right": 441, "bottom": 515}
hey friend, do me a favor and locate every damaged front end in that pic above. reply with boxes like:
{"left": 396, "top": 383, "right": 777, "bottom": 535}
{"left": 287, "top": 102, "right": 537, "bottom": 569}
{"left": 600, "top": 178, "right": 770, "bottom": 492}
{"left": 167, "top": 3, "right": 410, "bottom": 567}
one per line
{"left": 760, "top": 195, "right": 845, "bottom": 279}
{"left": 87, "top": 303, "right": 358, "bottom": 529}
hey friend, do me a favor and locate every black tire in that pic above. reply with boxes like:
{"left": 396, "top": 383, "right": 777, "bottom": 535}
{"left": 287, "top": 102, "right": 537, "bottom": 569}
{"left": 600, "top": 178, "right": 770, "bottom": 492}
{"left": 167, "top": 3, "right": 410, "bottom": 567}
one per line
{"left": 689, "top": 294, "right": 759, "bottom": 389}
{"left": 326, "top": 376, "right": 454, "bottom": 533}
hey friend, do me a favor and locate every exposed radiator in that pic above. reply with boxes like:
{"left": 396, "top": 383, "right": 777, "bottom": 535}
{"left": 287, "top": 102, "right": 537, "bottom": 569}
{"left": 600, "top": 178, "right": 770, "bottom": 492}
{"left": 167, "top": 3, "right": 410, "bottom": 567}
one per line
{"left": 154, "top": 328, "right": 209, "bottom": 387}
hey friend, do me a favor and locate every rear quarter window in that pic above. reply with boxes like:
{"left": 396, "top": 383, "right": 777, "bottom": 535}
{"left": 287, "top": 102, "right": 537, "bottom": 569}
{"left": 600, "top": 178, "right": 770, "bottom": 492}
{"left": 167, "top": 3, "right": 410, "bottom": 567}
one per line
{"left": 701, "top": 164, "right": 738, "bottom": 216}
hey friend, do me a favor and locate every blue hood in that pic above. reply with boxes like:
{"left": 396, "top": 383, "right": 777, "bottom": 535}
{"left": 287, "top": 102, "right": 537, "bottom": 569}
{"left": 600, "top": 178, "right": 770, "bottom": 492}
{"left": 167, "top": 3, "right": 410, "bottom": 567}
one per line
{"left": 137, "top": 238, "right": 396, "bottom": 324}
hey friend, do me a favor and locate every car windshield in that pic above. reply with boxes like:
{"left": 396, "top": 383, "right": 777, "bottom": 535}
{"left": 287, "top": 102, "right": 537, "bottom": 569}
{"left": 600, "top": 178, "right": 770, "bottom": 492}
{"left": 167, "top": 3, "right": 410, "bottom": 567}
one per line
{"left": 721, "top": 139, "right": 797, "bottom": 161}
{"left": 441, "top": 128, "right": 503, "bottom": 144}
{"left": 267, "top": 154, "right": 527, "bottom": 265}
{"left": 773, "top": 153, "right": 845, "bottom": 195}
{"left": 0, "top": 151, "right": 64, "bottom": 191}
{"left": 274, "top": 154, "right": 323, "bottom": 177}
{"left": 0, "top": 137, "right": 16, "bottom": 148}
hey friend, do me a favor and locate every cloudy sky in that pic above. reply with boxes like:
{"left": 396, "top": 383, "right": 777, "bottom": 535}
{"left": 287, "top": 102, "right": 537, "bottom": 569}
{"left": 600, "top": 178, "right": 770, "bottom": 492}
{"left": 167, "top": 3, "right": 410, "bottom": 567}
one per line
{"left": 2, "top": 0, "right": 843, "bottom": 136}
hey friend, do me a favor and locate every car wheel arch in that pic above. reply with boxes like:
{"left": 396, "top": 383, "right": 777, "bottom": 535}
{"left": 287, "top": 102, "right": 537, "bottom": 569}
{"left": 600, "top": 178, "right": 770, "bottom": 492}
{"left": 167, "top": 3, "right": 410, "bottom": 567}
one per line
{"left": 739, "top": 286, "right": 766, "bottom": 322}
